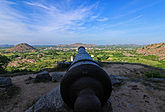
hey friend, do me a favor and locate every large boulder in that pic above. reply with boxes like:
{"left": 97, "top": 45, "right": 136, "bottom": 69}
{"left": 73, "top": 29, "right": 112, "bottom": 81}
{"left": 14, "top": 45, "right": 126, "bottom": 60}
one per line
{"left": 26, "top": 86, "right": 112, "bottom": 112}
{"left": 51, "top": 72, "right": 64, "bottom": 82}
{"left": 35, "top": 71, "right": 51, "bottom": 82}
{"left": 56, "top": 62, "right": 71, "bottom": 70}
{"left": 0, "top": 77, "right": 12, "bottom": 87}
{"left": 25, "top": 86, "right": 70, "bottom": 112}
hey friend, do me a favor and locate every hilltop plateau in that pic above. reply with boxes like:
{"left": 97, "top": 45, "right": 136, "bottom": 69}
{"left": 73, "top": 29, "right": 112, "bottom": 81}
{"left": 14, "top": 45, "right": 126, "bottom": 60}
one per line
{"left": 1, "top": 62, "right": 165, "bottom": 112}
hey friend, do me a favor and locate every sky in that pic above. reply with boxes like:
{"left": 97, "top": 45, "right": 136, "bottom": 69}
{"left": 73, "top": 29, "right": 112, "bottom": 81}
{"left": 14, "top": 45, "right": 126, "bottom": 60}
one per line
{"left": 0, "top": 0, "right": 165, "bottom": 45}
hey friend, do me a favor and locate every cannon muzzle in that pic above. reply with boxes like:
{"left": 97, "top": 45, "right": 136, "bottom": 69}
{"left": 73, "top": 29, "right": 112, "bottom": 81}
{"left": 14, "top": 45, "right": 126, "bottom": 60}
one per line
{"left": 60, "top": 46, "right": 112, "bottom": 112}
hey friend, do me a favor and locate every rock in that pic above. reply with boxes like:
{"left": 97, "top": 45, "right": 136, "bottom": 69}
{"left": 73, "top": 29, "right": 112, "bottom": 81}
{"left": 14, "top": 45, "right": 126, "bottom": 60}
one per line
{"left": 25, "top": 80, "right": 30, "bottom": 84}
{"left": 0, "top": 77, "right": 12, "bottom": 87}
{"left": 0, "top": 88, "right": 6, "bottom": 94}
{"left": 109, "top": 75, "right": 129, "bottom": 85}
{"left": 102, "top": 99, "right": 112, "bottom": 112}
{"left": 0, "top": 88, "right": 6, "bottom": 92}
{"left": 35, "top": 71, "right": 51, "bottom": 82}
{"left": 26, "top": 86, "right": 112, "bottom": 112}
{"left": 25, "top": 86, "right": 70, "bottom": 112}
{"left": 0, "top": 88, "right": 7, "bottom": 100}
{"left": 145, "top": 87, "right": 153, "bottom": 90}
{"left": 116, "top": 76, "right": 129, "bottom": 80}
{"left": 109, "top": 75, "right": 121, "bottom": 85}
{"left": 25, "top": 76, "right": 33, "bottom": 81}
{"left": 57, "top": 62, "right": 71, "bottom": 70}
{"left": 151, "top": 78, "right": 165, "bottom": 82}
{"left": 25, "top": 76, "right": 33, "bottom": 84}
{"left": 51, "top": 72, "right": 64, "bottom": 82}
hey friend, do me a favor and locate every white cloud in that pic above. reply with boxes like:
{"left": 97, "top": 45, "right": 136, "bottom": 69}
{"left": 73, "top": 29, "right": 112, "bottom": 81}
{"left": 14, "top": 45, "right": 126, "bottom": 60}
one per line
{"left": 0, "top": 1, "right": 31, "bottom": 41}
{"left": 0, "top": 0, "right": 102, "bottom": 44}
{"left": 25, "top": 2, "right": 51, "bottom": 10}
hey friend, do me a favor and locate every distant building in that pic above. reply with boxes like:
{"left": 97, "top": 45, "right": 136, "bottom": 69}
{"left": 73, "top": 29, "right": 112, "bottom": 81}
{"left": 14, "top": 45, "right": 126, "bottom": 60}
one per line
{"left": 71, "top": 56, "right": 74, "bottom": 61}
{"left": 91, "top": 55, "right": 94, "bottom": 57}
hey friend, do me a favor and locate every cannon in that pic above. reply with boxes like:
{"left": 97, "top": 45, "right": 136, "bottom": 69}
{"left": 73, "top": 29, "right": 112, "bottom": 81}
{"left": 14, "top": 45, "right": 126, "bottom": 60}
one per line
{"left": 60, "top": 46, "right": 112, "bottom": 112}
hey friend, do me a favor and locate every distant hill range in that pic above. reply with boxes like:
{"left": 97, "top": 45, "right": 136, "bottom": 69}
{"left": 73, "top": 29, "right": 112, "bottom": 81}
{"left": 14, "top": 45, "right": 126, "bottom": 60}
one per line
{"left": 103, "top": 44, "right": 142, "bottom": 48}
{"left": 137, "top": 43, "right": 165, "bottom": 59}
{"left": 0, "top": 44, "right": 14, "bottom": 48}
{"left": 57, "top": 43, "right": 97, "bottom": 47}
{"left": 6, "top": 43, "right": 36, "bottom": 52}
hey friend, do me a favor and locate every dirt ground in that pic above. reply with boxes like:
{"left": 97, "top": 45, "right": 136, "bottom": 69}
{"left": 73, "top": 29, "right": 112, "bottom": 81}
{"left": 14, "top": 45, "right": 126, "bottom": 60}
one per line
{"left": 103, "top": 63, "right": 165, "bottom": 112}
{"left": 0, "top": 64, "right": 165, "bottom": 112}
{"left": 0, "top": 73, "right": 60, "bottom": 112}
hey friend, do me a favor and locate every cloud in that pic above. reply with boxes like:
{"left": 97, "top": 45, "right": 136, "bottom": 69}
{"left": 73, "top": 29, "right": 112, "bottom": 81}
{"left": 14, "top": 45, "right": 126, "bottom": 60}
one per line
{"left": 24, "top": 0, "right": 100, "bottom": 32}
{"left": 96, "top": 17, "right": 109, "bottom": 22}
{"left": 0, "top": 0, "right": 164, "bottom": 45}
{"left": 0, "top": 1, "right": 31, "bottom": 41}
{"left": 0, "top": 0, "right": 103, "bottom": 44}
{"left": 25, "top": 2, "right": 52, "bottom": 10}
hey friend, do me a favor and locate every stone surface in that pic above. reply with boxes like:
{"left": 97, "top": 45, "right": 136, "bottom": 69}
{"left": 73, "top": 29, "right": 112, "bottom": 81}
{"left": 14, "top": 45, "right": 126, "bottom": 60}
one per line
{"left": 151, "top": 78, "right": 165, "bottom": 82}
{"left": 116, "top": 76, "right": 129, "bottom": 80}
{"left": 25, "top": 76, "right": 33, "bottom": 81}
{"left": 109, "top": 75, "right": 130, "bottom": 85}
{"left": 25, "top": 76, "right": 33, "bottom": 84}
{"left": 109, "top": 75, "right": 121, "bottom": 85}
{"left": 0, "top": 88, "right": 6, "bottom": 94}
{"left": 26, "top": 86, "right": 112, "bottom": 112}
{"left": 0, "top": 77, "right": 12, "bottom": 87}
{"left": 51, "top": 72, "right": 64, "bottom": 82}
{"left": 25, "top": 86, "right": 71, "bottom": 112}
{"left": 35, "top": 71, "right": 51, "bottom": 82}
{"left": 57, "top": 62, "right": 71, "bottom": 69}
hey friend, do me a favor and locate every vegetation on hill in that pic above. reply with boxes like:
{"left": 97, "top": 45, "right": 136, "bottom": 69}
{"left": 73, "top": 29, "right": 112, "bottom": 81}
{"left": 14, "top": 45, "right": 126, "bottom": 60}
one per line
{"left": 0, "top": 55, "right": 10, "bottom": 73}
{"left": 6, "top": 43, "right": 36, "bottom": 52}
{"left": 137, "top": 43, "right": 165, "bottom": 59}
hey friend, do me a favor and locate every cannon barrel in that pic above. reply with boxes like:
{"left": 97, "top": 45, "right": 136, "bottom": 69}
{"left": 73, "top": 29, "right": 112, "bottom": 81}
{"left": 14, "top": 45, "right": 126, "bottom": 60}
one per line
{"left": 60, "top": 46, "right": 112, "bottom": 112}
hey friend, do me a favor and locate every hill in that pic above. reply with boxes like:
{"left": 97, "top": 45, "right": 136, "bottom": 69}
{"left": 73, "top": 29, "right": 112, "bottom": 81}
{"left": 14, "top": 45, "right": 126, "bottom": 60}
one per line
{"left": 57, "top": 43, "right": 97, "bottom": 47}
{"left": 6, "top": 43, "right": 36, "bottom": 52}
{"left": 137, "top": 43, "right": 165, "bottom": 59}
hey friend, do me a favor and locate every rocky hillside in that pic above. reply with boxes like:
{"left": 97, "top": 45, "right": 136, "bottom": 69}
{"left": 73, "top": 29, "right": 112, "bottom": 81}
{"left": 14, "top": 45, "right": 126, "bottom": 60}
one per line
{"left": 57, "top": 43, "right": 97, "bottom": 47}
{"left": 137, "top": 43, "right": 165, "bottom": 59}
{"left": 6, "top": 43, "right": 36, "bottom": 52}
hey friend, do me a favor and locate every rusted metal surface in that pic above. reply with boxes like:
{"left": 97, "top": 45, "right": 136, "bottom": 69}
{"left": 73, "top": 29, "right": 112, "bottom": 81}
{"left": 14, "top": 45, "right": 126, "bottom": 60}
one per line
{"left": 60, "top": 46, "right": 112, "bottom": 112}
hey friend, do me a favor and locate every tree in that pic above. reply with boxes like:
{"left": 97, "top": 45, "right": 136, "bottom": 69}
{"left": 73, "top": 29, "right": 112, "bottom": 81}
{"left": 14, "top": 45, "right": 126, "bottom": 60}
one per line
{"left": 0, "top": 54, "right": 10, "bottom": 73}
{"left": 46, "top": 50, "right": 58, "bottom": 55}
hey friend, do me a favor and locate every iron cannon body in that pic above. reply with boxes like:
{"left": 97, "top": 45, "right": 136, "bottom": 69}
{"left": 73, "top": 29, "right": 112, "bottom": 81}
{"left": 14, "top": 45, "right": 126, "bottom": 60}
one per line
{"left": 60, "top": 46, "right": 112, "bottom": 112}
